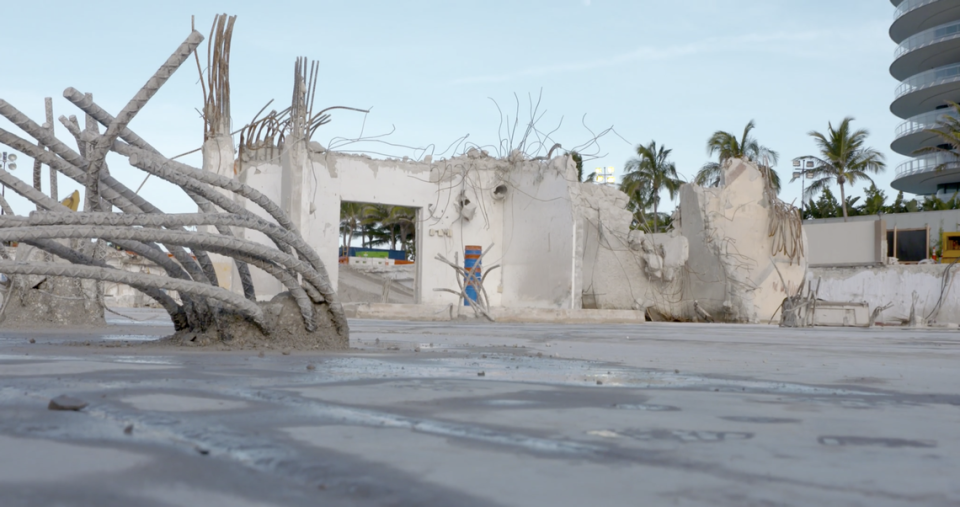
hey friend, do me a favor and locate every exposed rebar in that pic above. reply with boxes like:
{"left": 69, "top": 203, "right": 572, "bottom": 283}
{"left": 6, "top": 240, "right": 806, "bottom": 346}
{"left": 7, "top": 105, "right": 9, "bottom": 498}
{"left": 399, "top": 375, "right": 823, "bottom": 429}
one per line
{"left": 0, "top": 261, "right": 265, "bottom": 329}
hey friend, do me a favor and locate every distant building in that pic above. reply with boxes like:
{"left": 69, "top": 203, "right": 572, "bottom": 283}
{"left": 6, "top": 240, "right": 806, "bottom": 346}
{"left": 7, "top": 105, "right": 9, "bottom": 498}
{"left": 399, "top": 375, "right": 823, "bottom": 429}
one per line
{"left": 890, "top": 0, "right": 960, "bottom": 197}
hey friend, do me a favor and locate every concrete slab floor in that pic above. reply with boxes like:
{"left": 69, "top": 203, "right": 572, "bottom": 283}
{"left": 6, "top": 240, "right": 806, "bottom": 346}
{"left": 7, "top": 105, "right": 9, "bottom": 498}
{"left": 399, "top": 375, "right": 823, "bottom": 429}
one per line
{"left": 0, "top": 310, "right": 958, "bottom": 506}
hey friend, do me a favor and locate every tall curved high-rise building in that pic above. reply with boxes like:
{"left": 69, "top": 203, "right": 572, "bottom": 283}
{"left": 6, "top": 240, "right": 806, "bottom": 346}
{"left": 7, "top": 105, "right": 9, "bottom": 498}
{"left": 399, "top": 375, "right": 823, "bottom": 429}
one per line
{"left": 890, "top": 0, "right": 960, "bottom": 196}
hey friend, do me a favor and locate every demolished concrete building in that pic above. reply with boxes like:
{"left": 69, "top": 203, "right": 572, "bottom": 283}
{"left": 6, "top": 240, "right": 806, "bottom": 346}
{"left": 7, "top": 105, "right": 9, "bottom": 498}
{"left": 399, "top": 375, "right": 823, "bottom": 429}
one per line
{"left": 236, "top": 141, "right": 805, "bottom": 323}
{"left": 0, "top": 14, "right": 809, "bottom": 332}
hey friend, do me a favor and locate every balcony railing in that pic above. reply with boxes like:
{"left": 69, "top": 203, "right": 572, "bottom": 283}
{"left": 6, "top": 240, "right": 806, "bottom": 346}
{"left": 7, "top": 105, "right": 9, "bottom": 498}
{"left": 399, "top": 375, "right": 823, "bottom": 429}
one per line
{"left": 895, "top": 108, "right": 959, "bottom": 139}
{"left": 895, "top": 152, "right": 960, "bottom": 178}
{"left": 894, "top": 0, "right": 940, "bottom": 21}
{"left": 895, "top": 62, "right": 960, "bottom": 98}
{"left": 895, "top": 19, "right": 960, "bottom": 58}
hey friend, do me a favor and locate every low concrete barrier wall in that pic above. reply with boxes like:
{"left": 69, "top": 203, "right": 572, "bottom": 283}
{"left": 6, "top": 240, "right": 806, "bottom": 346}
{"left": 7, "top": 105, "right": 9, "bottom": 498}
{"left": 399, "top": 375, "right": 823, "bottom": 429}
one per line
{"left": 343, "top": 303, "right": 647, "bottom": 324}
{"left": 805, "top": 220, "right": 886, "bottom": 267}
{"left": 809, "top": 263, "right": 960, "bottom": 325}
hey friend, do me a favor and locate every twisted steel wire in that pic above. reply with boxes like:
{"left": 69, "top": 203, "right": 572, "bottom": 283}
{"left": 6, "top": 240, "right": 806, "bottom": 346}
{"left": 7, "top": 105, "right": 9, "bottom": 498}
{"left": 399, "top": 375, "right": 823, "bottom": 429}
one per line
{"left": 117, "top": 146, "right": 348, "bottom": 334}
{"left": 20, "top": 212, "right": 325, "bottom": 278}
{"left": 84, "top": 30, "right": 205, "bottom": 212}
{"left": 2, "top": 212, "right": 319, "bottom": 330}
{"left": 0, "top": 225, "right": 335, "bottom": 327}
{"left": 189, "top": 192, "right": 257, "bottom": 301}
{"left": 0, "top": 27, "right": 347, "bottom": 342}
{"left": 0, "top": 168, "right": 215, "bottom": 329}
{"left": 21, "top": 239, "right": 188, "bottom": 329}
{"left": 0, "top": 125, "right": 217, "bottom": 287}
{"left": 0, "top": 261, "right": 264, "bottom": 329}
{"left": 56, "top": 92, "right": 255, "bottom": 297}
{"left": 15, "top": 212, "right": 329, "bottom": 323}
{"left": 228, "top": 252, "right": 317, "bottom": 331}
{"left": 64, "top": 92, "right": 300, "bottom": 234}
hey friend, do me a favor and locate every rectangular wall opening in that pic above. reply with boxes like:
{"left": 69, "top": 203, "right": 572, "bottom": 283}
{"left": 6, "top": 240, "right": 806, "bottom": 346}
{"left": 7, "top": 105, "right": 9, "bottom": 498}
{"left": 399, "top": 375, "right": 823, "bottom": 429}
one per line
{"left": 338, "top": 201, "right": 419, "bottom": 304}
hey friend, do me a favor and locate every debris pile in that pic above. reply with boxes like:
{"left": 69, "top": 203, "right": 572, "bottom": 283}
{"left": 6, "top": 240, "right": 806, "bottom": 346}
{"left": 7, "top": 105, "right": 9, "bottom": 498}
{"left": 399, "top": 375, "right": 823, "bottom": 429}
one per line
{"left": 0, "top": 17, "right": 347, "bottom": 348}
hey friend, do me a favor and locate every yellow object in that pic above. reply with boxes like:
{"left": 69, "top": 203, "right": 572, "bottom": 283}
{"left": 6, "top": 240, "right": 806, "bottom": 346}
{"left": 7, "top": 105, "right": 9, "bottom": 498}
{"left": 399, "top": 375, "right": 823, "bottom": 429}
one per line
{"left": 942, "top": 232, "right": 960, "bottom": 259}
{"left": 60, "top": 190, "right": 80, "bottom": 211}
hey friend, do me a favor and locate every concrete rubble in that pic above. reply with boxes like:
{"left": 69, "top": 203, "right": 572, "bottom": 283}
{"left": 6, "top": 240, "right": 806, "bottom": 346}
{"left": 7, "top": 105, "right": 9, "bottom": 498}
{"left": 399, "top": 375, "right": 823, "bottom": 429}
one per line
{"left": 678, "top": 159, "right": 806, "bottom": 323}
{"left": 808, "top": 263, "right": 960, "bottom": 327}
{"left": 0, "top": 15, "right": 347, "bottom": 348}
{"left": 240, "top": 138, "right": 804, "bottom": 323}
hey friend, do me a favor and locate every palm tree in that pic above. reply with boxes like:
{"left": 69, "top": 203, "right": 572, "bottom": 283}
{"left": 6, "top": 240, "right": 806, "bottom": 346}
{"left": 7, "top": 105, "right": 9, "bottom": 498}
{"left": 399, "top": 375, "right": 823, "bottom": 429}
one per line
{"left": 619, "top": 141, "right": 683, "bottom": 233}
{"left": 361, "top": 204, "right": 390, "bottom": 249}
{"left": 695, "top": 120, "right": 781, "bottom": 193}
{"left": 339, "top": 201, "right": 365, "bottom": 256}
{"left": 570, "top": 151, "right": 596, "bottom": 183}
{"left": 916, "top": 101, "right": 960, "bottom": 165}
{"left": 389, "top": 206, "right": 418, "bottom": 254}
{"left": 802, "top": 117, "right": 885, "bottom": 221}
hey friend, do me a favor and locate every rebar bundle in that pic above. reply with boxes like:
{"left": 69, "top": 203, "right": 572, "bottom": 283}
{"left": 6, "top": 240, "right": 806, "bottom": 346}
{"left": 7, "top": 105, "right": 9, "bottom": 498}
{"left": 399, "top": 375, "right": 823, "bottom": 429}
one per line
{"left": 0, "top": 22, "right": 348, "bottom": 346}
{"left": 201, "top": 14, "right": 236, "bottom": 139}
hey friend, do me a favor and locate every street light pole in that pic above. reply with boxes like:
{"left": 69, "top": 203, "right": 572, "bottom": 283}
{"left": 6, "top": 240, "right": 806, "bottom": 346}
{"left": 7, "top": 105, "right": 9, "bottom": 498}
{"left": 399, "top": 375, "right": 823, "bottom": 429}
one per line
{"left": 792, "top": 157, "right": 817, "bottom": 219}
{"left": 0, "top": 152, "right": 19, "bottom": 215}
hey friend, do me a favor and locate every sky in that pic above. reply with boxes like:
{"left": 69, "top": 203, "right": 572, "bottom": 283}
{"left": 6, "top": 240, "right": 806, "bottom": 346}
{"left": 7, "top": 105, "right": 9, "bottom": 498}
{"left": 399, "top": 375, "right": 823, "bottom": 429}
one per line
{"left": 0, "top": 0, "right": 902, "bottom": 215}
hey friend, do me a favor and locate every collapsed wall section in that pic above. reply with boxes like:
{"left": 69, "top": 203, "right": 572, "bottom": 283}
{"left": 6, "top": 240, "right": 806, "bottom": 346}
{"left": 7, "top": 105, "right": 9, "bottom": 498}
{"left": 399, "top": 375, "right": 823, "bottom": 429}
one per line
{"left": 679, "top": 159, "right": 806, "bottom": 323}
{"left": 573, "top": 181, "right": 688, "bottom": 316}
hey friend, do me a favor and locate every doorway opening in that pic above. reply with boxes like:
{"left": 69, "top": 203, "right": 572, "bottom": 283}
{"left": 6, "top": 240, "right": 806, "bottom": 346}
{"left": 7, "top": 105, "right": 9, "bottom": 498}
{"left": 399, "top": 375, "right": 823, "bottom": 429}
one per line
{"left": 338, "top": 201, "right": 419, "bottom": 304}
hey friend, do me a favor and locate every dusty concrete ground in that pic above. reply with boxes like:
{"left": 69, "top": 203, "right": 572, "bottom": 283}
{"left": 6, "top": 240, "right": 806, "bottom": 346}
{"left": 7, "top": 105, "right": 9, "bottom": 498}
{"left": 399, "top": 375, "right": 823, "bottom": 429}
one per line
{"left": 0, "top": 309, "right": 958, "bottom": 506}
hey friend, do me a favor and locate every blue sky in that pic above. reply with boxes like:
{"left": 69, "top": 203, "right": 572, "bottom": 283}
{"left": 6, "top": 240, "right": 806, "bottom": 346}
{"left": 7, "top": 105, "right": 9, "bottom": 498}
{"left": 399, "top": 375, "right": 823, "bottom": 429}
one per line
{"left": 0, "top": 0, "right": 900, "bottom": 214}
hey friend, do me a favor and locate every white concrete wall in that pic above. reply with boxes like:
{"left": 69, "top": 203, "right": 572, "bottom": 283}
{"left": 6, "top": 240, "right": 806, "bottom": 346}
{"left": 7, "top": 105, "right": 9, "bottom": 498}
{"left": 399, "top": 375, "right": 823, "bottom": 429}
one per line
{"left": 807, "top": 210, "right": 960, "bottom": 249}
{"left": 237, "top": 156, "right": 285, "bottom": 298}
{"left": 573, "top": 183, "right": 687, "bottom": 313}
{"left": 576, "top": 183, "right": 643, "bottom": 310}
{"left": 809, "top": 264, "right": 960, "bottom": 324}
{"left": 202, "top": 135, "right": 244, "bottom": 294}
{"left": 240, "top": 148, "right": 578, "bottom": 309}
{"left": 501, "top": 156, "right": 579, "bottom": 309}
{"left": 679, "top": 159, "right": 807, "bottom": 323}
{"left": 805, "top": 220, "right": 884, "bottom": 266}
{"left": 235, "top": 151, "right": 806, "bottom": 322}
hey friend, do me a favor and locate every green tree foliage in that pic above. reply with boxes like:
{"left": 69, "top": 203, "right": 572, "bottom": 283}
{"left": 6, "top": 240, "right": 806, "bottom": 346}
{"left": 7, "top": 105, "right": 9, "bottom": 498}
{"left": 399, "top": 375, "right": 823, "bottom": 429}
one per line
{"left": 916, "top": 101, "right": 960, "bottom": 165}
{"left": 921, "top": 193, "right": 960, "bottom": 211}
{"left": 804, "top": 187, "right": 840, "bottom": 219}
{"left": 360, "top": 204, "right": 391, "bottom": 249}
{"left": 861, "top": 183, "right": 887, "bottom": 215}
{"left": 886, "top": 191, "right": 918, "bottom": 214}
{"left": 695, "top": 120, "right": 781, "bottom": 193}
{"left": 806, "top": 187, "right": 926, "bottom": 219}
{"left": 570, "top": 151, "right": 596, "bottom": 183}
{"left": 844, "top": 196, "right": 862, "bottom": 217}
{"left": 630, "top": 210, "right": 675, "bottom": 233}
{"left": 803, "top": 117, "right": 885, "bottom": 221}
{"left": 340, "top": 203, "right": 418, "bottom": 257}
{"left": 386, "top": 206, "right": 417, "bottom": 255}
{"left": 619, "top": 141, "right": 683, "bottom": 233}
{"left": 339, "top": 202, "right": 365, "bottom": 256}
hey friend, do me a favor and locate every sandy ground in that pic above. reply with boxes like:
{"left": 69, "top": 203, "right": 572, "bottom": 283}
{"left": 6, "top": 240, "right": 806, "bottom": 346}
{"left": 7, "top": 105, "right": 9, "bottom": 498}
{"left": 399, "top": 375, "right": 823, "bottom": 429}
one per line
{"left": 0, "top": 309, "right": 958, "bottom": 506}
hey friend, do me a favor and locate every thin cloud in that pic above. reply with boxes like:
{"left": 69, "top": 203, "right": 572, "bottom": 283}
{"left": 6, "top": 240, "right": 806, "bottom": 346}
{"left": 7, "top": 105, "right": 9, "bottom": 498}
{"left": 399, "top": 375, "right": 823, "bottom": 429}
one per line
{"left": 449, "top": 26, "right": 881, "bottom": 85}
